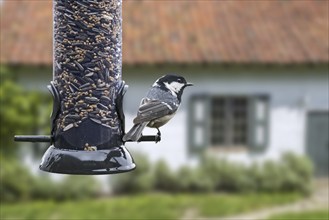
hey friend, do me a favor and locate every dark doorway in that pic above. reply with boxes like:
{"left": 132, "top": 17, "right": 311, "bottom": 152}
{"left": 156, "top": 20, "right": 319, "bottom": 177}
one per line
{"left": 306, "top": 111, "right": 329, "bottom": 176}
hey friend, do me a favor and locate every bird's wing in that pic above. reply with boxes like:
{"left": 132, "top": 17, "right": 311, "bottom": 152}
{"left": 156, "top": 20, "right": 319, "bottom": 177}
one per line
{"left": 133, "top": 98, "right": 174, "bottom": 124}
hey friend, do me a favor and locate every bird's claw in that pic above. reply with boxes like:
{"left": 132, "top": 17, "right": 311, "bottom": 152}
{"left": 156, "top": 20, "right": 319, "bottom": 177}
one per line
{"left": 155, "top": 134, "right": 161, "bottom": 143}
{"left": 155, "top": 128, "right": 161, "bottom": 143}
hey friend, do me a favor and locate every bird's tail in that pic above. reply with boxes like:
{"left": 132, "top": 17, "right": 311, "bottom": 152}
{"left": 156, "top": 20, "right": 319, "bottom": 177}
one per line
{"left": 123, "top": 122, "right": 148, "bottom": 142}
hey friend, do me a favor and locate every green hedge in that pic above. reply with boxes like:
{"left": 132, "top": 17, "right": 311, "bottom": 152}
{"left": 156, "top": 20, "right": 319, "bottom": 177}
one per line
{"left": 0, "top": 67, "right": 51, "bottom": 156}
{"left": 111, "top": 153, "right": 313, "bottom": 195}
{"left": 0, "top": 158, "right": 101, "bottom": 203}
{"left": 111, "top": 153, "right": 154, "bottom": 194}
{"left": 0, "top": 68, "right": 102, "bottom": 203}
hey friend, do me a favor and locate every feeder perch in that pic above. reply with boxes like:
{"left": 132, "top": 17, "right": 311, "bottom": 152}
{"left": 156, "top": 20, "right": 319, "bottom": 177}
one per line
{"left": 14, "top": 0, "right": 159, "bottom": 174}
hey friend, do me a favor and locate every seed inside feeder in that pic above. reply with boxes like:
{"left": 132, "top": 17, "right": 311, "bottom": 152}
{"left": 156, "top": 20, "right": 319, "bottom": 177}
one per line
{"left": 52, "top": 0, "right": 123, "bottom": 150}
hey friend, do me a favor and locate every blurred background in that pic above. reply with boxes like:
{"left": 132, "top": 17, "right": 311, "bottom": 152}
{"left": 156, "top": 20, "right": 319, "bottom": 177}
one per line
{"left": 0, "top": 0, "right": 328, "bottom": 219}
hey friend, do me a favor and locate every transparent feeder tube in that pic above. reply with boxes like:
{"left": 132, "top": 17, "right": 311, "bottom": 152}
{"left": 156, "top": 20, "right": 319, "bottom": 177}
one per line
{"left": 38, "top": 0, "right": 135, "bottom": 174}
{"left": 53, "top": 0, "right": 123, "bottom": 150}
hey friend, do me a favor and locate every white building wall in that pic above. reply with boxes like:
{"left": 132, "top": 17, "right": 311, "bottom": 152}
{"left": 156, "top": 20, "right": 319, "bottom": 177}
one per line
{"left": 123, "top": 67, "right": 328, "bottom": 167}
{"left": 17, "top": 66, "right": 328, "bottom": 169}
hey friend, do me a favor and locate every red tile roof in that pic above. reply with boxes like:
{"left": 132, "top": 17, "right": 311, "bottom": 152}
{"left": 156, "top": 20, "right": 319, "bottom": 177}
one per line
{"left": 1, "top": 0, "right": 328, "bottom": 65}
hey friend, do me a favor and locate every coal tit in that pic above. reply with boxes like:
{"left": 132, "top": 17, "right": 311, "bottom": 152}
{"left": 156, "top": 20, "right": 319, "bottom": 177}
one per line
{"left": 123, "top": 74, "right": 193, "bottom": 142}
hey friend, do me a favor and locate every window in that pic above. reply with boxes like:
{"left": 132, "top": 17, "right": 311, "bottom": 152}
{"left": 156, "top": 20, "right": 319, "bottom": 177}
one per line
{"left": 188, "top": 94, "right": 269, "bottom": 154}
{"left": 211, "top": 97, "right": 248, "bottom": 147}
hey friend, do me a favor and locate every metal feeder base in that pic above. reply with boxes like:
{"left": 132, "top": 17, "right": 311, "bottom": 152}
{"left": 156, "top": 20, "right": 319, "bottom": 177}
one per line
{"left": 39, "top": 145, "right": 136, "bottom": 175}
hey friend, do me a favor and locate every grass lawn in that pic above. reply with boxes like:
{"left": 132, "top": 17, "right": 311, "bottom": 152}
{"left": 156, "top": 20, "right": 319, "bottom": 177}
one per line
{"left": 268, "top": 209, "right": 329, "bottom": 220}
{"left": 1, "top": 193, "right": 302, "bottom": 219}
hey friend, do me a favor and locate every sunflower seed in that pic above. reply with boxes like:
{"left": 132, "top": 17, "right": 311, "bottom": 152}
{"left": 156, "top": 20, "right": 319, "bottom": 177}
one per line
{"left": 85, "top": 97, "right": 99, "bottom": 104}
{"left": 97, "top": 103, "right": 108, "bottom": 111}
{"left": 63, "top": 123, "right": 74, "bottom": 131}
{"left": 54, "top": 0, "right": 122, "bottom": 130}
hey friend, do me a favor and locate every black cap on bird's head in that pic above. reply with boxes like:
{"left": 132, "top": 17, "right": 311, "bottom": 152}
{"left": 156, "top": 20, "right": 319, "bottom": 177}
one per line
{"left": 154, "top": 74, "right": 193, "bottom": 100}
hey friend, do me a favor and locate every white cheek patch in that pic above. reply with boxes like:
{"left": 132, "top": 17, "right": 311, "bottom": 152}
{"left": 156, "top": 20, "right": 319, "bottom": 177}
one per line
{"left": 164, "top": 82, "right": 184, "bottom": 95}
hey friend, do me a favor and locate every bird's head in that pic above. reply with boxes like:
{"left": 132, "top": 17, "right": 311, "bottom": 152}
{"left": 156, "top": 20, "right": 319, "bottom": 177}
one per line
{"left": 153, "top": 74, "right": 193, "bottom": 100}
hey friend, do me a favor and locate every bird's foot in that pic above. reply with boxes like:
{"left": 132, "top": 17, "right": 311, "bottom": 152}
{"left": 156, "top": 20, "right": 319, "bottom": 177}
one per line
{"left": 155, "top": 128, "right": 161, "bottom": 143}
{"left": 155, "top": 135, "right": 161, "bottom": 143}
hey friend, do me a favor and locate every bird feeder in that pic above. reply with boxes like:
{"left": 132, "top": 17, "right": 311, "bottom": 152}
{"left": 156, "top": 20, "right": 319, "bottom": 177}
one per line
{"left": 14, "top": 0, "right": 159, "bottom": 174}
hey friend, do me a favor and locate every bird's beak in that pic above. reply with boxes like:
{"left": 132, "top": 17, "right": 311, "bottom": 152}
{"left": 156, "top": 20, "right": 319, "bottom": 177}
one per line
{"left": 185, "top": 82, "right": 194, "bottom": 87}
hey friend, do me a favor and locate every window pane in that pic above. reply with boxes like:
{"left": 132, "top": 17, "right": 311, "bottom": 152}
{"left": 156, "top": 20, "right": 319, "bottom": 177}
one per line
{"left": 232, "top": 97, "right": 248, "bottom": 145}
{"left": 256, "top": 100, "right": 266, "bottom": 121}
{"left": 194, "top": 126, "right": 204, "bottom": 147}
{"left": 210, "top": 97, "right": 248, "bottom": 146}
{"left": 210, "top": 98, "right": 226, "bottom": 145}
{"left": 194, "top": 101, "right": 204, "bottom": 121}
{"left": 255, "top": 125, "right": 264, "bottom": 146}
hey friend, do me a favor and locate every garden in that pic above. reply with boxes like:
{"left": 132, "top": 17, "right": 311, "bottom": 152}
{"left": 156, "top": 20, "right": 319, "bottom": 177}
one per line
{"left": 1, "top": 67, "right": 328, "bottom": 219}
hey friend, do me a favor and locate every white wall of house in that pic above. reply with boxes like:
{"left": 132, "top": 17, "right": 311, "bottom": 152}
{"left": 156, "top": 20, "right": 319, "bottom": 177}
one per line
{"left": 123, "top": 65, "right": 328, "bottom": 167}
{"left": 16, "top": 65, "right": 328, "bottom": 168}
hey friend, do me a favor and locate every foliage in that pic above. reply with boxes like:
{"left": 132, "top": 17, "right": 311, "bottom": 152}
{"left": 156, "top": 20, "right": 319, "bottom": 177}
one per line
{"left": 0, "top": 157, "right": 35, "bottom": 202}
{"left": 198, "top": 153, "right": 313, "bottom": 194}
{"left": 267, "top": 209, "right": 329, "bottom": 220}
{"left": 111, "top": 152, "right": 313, "bottom": 195}
{"left": 176, "top": 166, "right": 214, "bottom": 192}
{"left": 53, "top": 176, "right": 101, "bottom": 201}
{"left": 258, "top": 160, "right": 285, "bottom": 192}
{"left": 0, "top": 193, "right": 302, "bottom": 219}
{"left": 281, "top": 153, "right": 313, "bottom": 194}
{"left": 153, "top": 159, "right": 179, "bottom": 192}
{"left": 28, "top": 175, "right": 58, "bottom": 201}
{"left": 0, "top": 67, "right": 51, "bottom": 156}
{"left": 111, "top": 152, "right": 154, "bottom": 194}
{"left": 257, "top": 153, "right": 313, "bottom": 195}
{"left": 153, "top": 160, "right": 214, "bottom": 193}
{"left": 0, "top": 157, "right": 101, "bottom": 203}
{"left": 200, "top": 157, "right": 257, "bottom": 193}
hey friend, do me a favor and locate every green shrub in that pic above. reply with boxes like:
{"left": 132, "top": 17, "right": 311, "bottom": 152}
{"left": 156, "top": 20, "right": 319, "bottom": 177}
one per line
{"left": 176, "top": 166, "right": 214, "bottom": 193}
{"left": 176, "top": 166, "right": 193, "bottom": 192}
{"left": 216, "top": 162, "right": 249, "bottom": 192}
{"left": 0, "top": 158, "right": 34, "bottom": 202}
{"left": 55, "top": 176, "right": 101, "bottom": 201}
{"left": 0, "top": 157, "right": 101, "bottom": 202}
{"left": 255, "top": 153, "right": 313, "bottom": 194}
{"left": 281, "top": 153, "right": 313, "bottom": 194}
{"left": 199, "top": 156, "right": 222, "bottom": 189}
{"left": 200, "top": 157, "right": 256, "bottom": 193}
{"left": 199, "top": 153, "right": 313, "bottom": 194}
{"left": 153, "top": 159, "right": 180, "bottom": 192}
{"left": 232, "top": 165, "right": 258, "bottom": 193}
{"left": 29, "top": 175, "right": 101, "bottom": 202}
{"left": 29, "top": 175, "right": 58, "bottom": 201}
{"left": 110, "top": 153, "right": 313, "bottom": 195}
{"left": 111, "top": 152, "right": 154, "bottom": 194}
{"left": 258, "top": 160, "right": 285, "bottom": 192}
{"left": 0, "top": 67, "right": 51, "bottom": 156}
